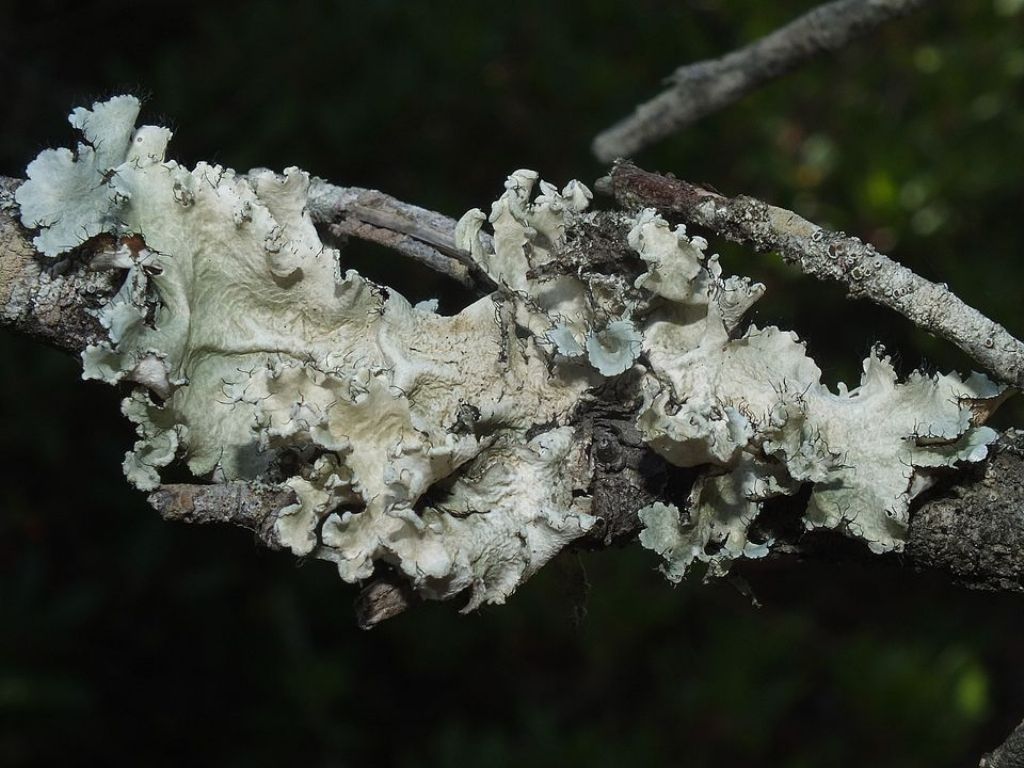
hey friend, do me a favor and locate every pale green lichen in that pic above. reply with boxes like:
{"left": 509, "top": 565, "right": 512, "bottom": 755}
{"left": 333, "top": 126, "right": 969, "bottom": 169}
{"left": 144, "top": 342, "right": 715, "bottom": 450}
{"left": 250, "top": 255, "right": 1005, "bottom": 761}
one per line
{"left": 455, "top": 173, "right": 643, "bottom": 380}
{"left": 585, "top": 319, "right": 642, "bottom": 376}
{"left": 546, "top": 322, "right": 586, "bottom": 358}
{"left": 631, "top": 202, "right": 1005, "bottom": 578}
{"left": 18, "top": 98, "right": 598, "bottom": 609}
{"left": 16, "top": 96, "right": 141, "bottom": 256}
{"left": 18, "top": 96, "right": 1006, "bottom": 607}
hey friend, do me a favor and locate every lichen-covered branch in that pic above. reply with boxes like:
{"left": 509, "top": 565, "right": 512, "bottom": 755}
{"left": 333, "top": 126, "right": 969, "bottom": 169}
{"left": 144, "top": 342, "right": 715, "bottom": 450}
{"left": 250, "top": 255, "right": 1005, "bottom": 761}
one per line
{"left": 1, "top": 97, "right": 1019, "bottom": 626}
{"left": 610, "top": 161, "right": 1024, "bottom": 390}
{"left": 0, "top": 178, "right": 120, "bottom": 353}
{"left": 592, "top": 0, "right": 932, "bottom": 161}
{"left": 0, "top": 171, "right": 494, "bottom": 341}
{"left": 143, "top": 427, "right": 1024, "bottom": 629}
{"left": 755, "top": 429, "right": 1024, "bottom": 595}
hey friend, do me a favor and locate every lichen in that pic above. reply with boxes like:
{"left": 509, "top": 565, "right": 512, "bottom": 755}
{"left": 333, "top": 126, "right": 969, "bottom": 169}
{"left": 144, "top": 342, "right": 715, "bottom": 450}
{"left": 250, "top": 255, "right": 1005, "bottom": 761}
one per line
{"left": 16, "top": 96, "right": 141, "bottom": 257}
{"left": 586, "top": 320, "right": 642, "bottom": 376}
{"left": 17, "top": 96, "right": 1006, "bottom": 609}
{"left": 631, "top": 205, "right": 1005, "bottom": 578}
{"left": 17, "top": 98, "right": 598, "bottom": 608}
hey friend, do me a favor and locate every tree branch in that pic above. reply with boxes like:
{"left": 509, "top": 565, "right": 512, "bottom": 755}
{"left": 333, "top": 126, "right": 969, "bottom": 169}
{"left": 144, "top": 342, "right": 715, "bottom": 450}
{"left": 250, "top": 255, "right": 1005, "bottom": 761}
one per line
{"left": 0, "top": 178, "right": 120, "bottom": 353}
{"left": 592, "top": 0, "right": 932, "bottom": 162}
{"left": 609, "top": 161, "right": 1024, "bottom": 390}
{"left": 146, "top": 482, "right": 296, "bottom": 550}
{"left": 306, "top": 179, "right": 497, "bottom": 293}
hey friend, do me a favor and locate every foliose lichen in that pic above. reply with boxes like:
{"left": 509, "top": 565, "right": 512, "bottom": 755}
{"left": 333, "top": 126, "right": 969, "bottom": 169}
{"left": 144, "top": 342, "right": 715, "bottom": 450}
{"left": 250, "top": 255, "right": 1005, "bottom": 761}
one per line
{"left": 629, "top": 209, "right": 1004, "bottom": 578}
{"left": 17, "top": 98, "right": 600, "bottom": 609}
{"left": 16, "top": 96, "right": 1005, "bottom": 608}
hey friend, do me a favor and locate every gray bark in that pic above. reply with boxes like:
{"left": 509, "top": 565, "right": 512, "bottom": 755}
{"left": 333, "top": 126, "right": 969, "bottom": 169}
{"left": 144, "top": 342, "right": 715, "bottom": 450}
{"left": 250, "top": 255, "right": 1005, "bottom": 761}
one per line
{"left": 307, "top": 179, "right": 497, "bottom": 293}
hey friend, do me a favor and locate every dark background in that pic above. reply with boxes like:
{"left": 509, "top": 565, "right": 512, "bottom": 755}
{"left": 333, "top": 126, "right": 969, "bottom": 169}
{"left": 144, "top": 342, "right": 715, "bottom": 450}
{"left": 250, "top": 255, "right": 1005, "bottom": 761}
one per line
{"left": 2, "top": 1, "right": 1024, "bottom": 766}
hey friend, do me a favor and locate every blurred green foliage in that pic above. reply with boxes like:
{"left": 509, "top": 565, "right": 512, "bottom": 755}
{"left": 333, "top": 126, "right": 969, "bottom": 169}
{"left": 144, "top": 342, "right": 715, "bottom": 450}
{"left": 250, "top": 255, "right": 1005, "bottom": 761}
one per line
{"left": 2, "top": 1, "right": 1023, "bottom": 765}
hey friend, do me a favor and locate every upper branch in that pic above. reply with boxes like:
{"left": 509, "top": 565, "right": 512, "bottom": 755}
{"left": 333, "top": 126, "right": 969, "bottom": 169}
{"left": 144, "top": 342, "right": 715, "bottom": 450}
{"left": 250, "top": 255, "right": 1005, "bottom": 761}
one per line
{"left": 609, "top": 161, "right": 1024, "bottom": 390}
{"left": 592, "top": 0, "right": 933, "bottom": 162}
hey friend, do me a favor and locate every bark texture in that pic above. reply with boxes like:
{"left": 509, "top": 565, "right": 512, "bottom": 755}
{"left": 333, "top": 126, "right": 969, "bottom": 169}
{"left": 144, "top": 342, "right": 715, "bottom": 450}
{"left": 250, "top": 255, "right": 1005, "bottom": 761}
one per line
{"left": 909, "top": 430, "right": 1024, "bottom": 593}
{"left": 147, "top": 482, "right": 297, "bottom": 550}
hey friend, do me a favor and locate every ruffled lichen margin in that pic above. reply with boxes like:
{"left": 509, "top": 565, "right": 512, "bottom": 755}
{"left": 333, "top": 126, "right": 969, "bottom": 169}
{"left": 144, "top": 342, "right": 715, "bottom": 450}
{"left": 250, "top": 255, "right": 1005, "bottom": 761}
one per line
{"left": 5, "top": 96, "right": 1016, "bottom": 616}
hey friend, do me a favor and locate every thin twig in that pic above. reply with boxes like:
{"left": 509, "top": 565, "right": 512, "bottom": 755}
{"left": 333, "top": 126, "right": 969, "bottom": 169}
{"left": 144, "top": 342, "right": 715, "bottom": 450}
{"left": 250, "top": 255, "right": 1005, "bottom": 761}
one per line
{"left": 307, "top": 179, "right": 497, "bottom": 293}
{"left": 592, "top": 0, "right": 932, "bottom": 162}
{"left": 610, "top": 161, "right": 1024, "bottom": 389}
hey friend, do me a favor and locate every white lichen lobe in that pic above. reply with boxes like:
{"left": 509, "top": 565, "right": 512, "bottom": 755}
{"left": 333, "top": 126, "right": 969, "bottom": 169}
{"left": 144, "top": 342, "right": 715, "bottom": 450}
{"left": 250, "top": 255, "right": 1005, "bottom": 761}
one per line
{"left": 17, "top": 96, "right": 1006, "bottom": 608}
{"left": 17, "top": 95, "right": 141, "bottom": 257}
